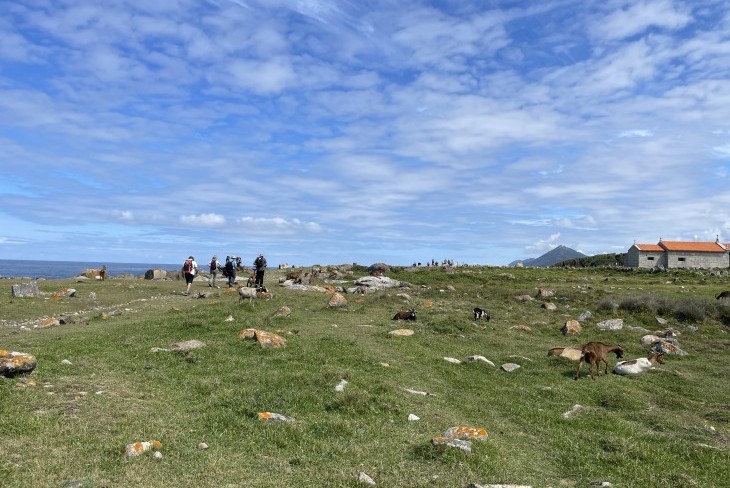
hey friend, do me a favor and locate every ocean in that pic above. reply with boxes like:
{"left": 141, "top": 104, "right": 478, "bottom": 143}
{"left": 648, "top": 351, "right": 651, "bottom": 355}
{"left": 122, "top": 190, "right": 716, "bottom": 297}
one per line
{"left": 0, "top": 259, "right": 178, "bottom": 280}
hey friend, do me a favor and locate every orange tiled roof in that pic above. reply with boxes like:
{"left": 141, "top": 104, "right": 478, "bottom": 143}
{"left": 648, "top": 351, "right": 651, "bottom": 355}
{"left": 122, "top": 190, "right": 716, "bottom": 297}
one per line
{"left": 659, "top": 241, "right": 727, "bottom": 253}
{"left": 635, "top": 243, "right": 663, "bottom": 252}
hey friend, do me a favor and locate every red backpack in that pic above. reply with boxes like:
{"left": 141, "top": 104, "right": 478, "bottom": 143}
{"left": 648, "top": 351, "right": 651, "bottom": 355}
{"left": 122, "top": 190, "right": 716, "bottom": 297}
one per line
{"left": 183, "top": 259, "right": 192, "bottom": 273}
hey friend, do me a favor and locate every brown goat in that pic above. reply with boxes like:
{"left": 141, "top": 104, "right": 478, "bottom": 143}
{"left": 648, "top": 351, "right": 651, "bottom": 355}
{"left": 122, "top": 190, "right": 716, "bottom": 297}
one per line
{"left": 575, "top": 342, "right": 624, "bottom": 380}
{"left": 393, "top": 308, "right": 417, "bottom": 320}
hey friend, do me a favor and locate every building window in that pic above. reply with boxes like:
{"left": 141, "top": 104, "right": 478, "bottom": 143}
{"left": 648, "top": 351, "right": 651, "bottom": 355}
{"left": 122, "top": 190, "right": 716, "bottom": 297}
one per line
{"left": 678, "top": 257, "right": 686, "bottom": 262}
{"left": 647, "top": 256, "right": 655, "bottom": 261}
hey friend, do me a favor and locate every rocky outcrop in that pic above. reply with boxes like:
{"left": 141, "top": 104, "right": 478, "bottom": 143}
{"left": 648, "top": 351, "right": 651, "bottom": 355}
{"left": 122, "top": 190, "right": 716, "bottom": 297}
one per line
{"left": 347, "top": 276, "right": 408, "bottom": 294}
{"left": 11, "top": 282, "right": 41, "bottom": 298}
{"left": 144, "top": 269, "right": 167, "bottom": 280}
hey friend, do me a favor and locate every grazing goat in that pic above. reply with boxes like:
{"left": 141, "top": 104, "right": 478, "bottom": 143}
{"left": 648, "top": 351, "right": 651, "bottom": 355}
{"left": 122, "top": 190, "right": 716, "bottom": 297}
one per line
{"left": 574, "top": 342, "right": 624, "bottom": 380}
{"left": 238, "top": 285, "right": 268, "bottom": 305}
{"left": 473, "top": 307, "right": 490, "bottom": 321}
{"left": 393, "top": 308, "right": 417, "bottom": 321}
{"left": 99, "top": 265, "right": 107, "bottom": 281}
{"left": 613, "top": 353, "right": 665, "bottom": 375}
{"left": 716, "top": 290, "right": 730, "bottom": 299}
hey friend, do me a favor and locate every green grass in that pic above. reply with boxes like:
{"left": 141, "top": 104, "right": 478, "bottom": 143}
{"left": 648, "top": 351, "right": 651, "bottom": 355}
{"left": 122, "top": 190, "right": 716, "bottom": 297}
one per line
{"left": 1, "top": 267, "right": 729, "bottom": 487}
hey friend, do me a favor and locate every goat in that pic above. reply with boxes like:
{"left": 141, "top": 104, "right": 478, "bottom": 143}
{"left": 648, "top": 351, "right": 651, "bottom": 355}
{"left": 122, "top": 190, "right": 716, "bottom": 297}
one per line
{"left": 246, "top": 274, "right": 256, "bottom": 287}
{"left": 393, "top": 308, "right": 417, "bottom": 321}
{"left": 286, "top": 270, "right": 303, "bottom": 281}
{"left": 99, "top": 265, "right": 107, "bottom": 281}
{"left": 613, "top": 353, "right": 665, "bottom": 375}
{"left": 473, "top": 307, "right": 490, "bottom": 321}
{"left": 716, "top": 290, "right": 730, "bottom": 299}
{"left": 238, "top": 285, "right": 269, "bottom": 305}
{"left": 574, "top": 342, "right": 624, "bottom": 380}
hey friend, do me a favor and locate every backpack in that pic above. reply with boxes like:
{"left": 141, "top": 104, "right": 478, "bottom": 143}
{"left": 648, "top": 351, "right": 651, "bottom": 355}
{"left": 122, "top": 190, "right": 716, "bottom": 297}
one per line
{"left": 183, "top": 259, "right": 192, "bottom": 273}
{"left": 210, "top": 259, "right": 217, "bottom": 272}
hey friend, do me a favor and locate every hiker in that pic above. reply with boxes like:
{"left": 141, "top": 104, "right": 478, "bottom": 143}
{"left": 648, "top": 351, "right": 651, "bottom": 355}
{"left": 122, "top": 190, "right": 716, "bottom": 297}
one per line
{"left": 224, "top": 256, "right": 236, "bottom": 289}
{"left": 182, "top": 256, "right": 198, "bottom": 295}
{"left": 208, "top": 255, "right": 220, "bottom": 288}
{"left": 253, "top": 253, "right": 267, "bottom": 288}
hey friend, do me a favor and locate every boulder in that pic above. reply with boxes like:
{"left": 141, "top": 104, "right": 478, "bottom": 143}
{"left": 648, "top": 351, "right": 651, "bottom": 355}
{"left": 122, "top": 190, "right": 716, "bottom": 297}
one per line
{"left": 561, "top": 320, "right": 582, "bottom": 335}
{"left": 0, "top": 350, "right": 37, "bottom": 377}
{"left": 597, "top": 319, "right": 623, "bottom": 331}
{"left": 327, "top": 292, "right": 348, "bottom": 308}
{"left": 542, "top": 302, "right": 557, "bottom": 311}
{"left": 353, "top": 275, "right": 407, "bottom": 292}
{"left": 367, "top": 262, "right": 390, "bottom": 272}
{"left": 443, "top": 426, "right": 488, "bottom": 440}
{"left": 144, "top": 269, "right": 167, "bottom": 280}
{"left": 254, "top": 330, "right": 287, "bottom": 348}
{"left": 11, "top": 282, "right": 41, "bottom": 298}
{"left": 272, "top": 306, "right": 292, "bottom": 318}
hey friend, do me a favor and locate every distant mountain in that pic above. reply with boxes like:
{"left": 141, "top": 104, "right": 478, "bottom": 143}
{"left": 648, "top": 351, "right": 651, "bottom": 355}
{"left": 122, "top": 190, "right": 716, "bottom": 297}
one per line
{"left": 510, "top": 245, "right": 586, "bottom": 267}
{"left": 551, "top": 253, "right": 625, "bottom": 268}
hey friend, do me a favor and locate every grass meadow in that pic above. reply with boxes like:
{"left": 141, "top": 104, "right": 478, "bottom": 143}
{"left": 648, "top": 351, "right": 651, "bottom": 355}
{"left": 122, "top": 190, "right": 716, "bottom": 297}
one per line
{"left": 1, "top": 266, "right": 729, "bottom": 487}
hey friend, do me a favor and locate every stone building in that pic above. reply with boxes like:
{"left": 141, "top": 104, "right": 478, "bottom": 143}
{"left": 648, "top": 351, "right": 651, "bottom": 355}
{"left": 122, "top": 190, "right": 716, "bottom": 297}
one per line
{"left": 626, "top": 239, "right": 729, "bottom": 269}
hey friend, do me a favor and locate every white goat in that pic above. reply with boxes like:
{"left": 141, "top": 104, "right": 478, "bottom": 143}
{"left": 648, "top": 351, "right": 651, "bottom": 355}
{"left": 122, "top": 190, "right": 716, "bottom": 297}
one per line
{"left": 613, "top": 352, "right": 665, "bottom": 375}
{"left": 237, "top": 285, "right": 268, "bottom": 305}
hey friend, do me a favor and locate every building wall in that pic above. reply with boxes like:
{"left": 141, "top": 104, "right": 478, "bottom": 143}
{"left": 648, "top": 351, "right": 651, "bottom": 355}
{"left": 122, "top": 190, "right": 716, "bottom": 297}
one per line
{"left": 665, "top": 251, "right": 728, "bottom": 269}
{"left": 626, "top": 247, "right": 665, "bottom": 268}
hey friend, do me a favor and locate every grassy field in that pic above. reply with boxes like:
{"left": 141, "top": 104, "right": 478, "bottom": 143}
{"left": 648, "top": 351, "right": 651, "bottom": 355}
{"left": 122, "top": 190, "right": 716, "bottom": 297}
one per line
{"left": 1, "top": 266, "right": 729, "bottom": 488}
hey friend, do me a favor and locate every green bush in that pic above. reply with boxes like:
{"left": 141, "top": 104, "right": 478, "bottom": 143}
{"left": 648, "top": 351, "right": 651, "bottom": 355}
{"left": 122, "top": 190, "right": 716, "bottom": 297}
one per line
{"left": 671, "top": 299, "right": 709, "bottom": 323}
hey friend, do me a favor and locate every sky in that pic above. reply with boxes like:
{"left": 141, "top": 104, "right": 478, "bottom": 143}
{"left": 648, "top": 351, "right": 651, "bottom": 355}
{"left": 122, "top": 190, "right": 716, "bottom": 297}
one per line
{"left": 1, "top": 0, "right": 729, "bottom": 267}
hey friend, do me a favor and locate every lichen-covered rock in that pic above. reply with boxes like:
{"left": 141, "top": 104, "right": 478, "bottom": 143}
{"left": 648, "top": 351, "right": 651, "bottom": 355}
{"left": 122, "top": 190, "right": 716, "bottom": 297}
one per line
{"left": 258, "top": 411, "right": 295, "bottom": 423}
{"left": 273, "top": 306, "right": 292, "bottom": 317}
{"left": 254, "top": 330, "right": 287, "bottom": 348}
{"left": 11, "top": 282, "right": 41, "bottom": 298}
{"left": 327, "top": 292, "right": 348, "bottom": 308}
{"left": 238, "top": 328, "right": 257, "bottom": 340}
{"left": 597, "top": 319, "right": 623, "bottom": 330}
{"left": 125, "top": 440, "right": 161, "bottom": 457}
{"left": 0, "top": 350, "right": 37, "bottom": 377}
{"left": 542, "top": 302, "right": 557, "bottom": 311}
{"left": 431, "top": 436, "right": 472, "bottom": 453}
{"left": 443, "top": 426, "right": 488, "bottom": 441}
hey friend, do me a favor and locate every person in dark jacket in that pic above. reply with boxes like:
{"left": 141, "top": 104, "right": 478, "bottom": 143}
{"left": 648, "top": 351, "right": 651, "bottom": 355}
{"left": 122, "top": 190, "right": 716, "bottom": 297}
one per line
{"left": 253, "top": 253, "right": 267, "bottom": 287}
{"left": 224, "top": 256, "right": 236, "bottom": 289}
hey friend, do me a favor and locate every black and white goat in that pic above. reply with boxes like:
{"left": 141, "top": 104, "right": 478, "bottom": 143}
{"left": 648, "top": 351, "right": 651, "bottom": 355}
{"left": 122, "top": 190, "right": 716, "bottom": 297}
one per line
{"left": 473, "top": 307, "right": 490, "bottom": 321}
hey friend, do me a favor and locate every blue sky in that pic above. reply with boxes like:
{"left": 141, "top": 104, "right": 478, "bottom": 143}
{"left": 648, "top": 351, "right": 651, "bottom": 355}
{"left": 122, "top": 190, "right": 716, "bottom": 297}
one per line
{"left": 1, "top": 0, "right": 729, "bottom": 266}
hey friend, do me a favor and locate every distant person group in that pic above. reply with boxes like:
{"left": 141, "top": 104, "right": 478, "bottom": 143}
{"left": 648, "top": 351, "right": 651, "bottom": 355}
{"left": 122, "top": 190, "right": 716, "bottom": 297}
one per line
{"left": 182, "top": 253, "right": 267, "bottom": 294}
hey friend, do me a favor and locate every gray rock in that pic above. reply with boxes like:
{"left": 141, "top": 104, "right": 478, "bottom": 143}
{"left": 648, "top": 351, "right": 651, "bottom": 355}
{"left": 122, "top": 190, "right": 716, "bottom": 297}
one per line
{"left": 541, "top": 302, "right": 557, "bottom": 311}
{"left": 11, "top": 282, "right": 41, "bottom": 298}
{"left": 597, "top": 318, "right": 623, "bottom": 330}
{"left": 431, "top": 436, "right": 471, "bottom": 453}
{"left": 144, "top": 269, "right": 167, "bottom": 280}
{"left": 578, "top": 311, "right": 592, "bottom": 321}
{"left": 501, "top": 363, "right": 521, "bottom": 372}
{"left": 170, "top": 340, "right": 206, "bottom": 353}
{"left": 655, "top": 317, "right": 668, "bottom": 325}
{"left": 358, "top": 471, "right": 376, "bottom": 486}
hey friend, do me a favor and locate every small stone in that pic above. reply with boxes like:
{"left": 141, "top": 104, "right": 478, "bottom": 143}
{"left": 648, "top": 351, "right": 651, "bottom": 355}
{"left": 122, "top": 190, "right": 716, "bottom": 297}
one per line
{"left": 225, "top": 315, "right": 234, "bottom": 322}
{"left": 443, "top": 357, "right": 462, "bottom": 364}
{"left": 273, "top": 306, "right": 292, "bottom": 317}
{"left": 125, "top": 440, "right": 161, "bottom": 457}
{"left": 510, "top": 324, "right": 531, "bottom": 332}
{"left": 61, "top": 359, "right": 73, "bottom": 365}
{"left": 563, "top": 404, "right": 584, "bottom": 419}
{"left": 402, "top": 387, "right": 432, "bottom": 396}
{"left": 408, "top": 414, "right": 420, "bottom": 421}
{"left": 501, "top": 363, "right": 521, "bottom": 372}
{"left": 541, "top": 302, "right": 557, "bottom": 311}
{"left": 389, "top": 329, "right": 414, "bottom": 336}
{"left": 655, "top": 317, "right": 668, "bottom": 325}
{"left": 153, "top": 451, "right": 163, "bottom": 459}
{"left": 578, "top": 311, "right": 593, "bottom": 321}
{"left": 170, "top": 340, "right": 206, "bottom": 353}
{"left": 254, "top": 330, "right": 287, "bottom": 348}
{"left": 150, "top": 347, "right": 170, "bottom": 353}
{"left": 198, "top": 442, "right": 209, "bottom": 450}
{"left": 335, "top": 379, "right": 348, "bottom": 392}
{"left": 466, "top": 355, "right": 495, "bottom": 366}
{"left": 358, "top": 471, "right": 376, "bottom": 486}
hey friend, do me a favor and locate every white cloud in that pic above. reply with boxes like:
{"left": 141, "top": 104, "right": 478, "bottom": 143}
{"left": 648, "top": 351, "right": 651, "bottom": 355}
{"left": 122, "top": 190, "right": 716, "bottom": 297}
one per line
{"left": 591, "top": 0, "right": 692, "bottom": 42}
{"left": 525, "top": 233, "right": 561, "bottom": 255}
{"left": 237, "top": 217, "right": 323, "bottom": 233}
{"left": 618, "top": 129, "right": 654, "bottom": 138}
{"left": 113, "top": 210, "right": 134, "bottom": 221}
{"left": 180, "top": 213, "right": 227, "bottom": 226}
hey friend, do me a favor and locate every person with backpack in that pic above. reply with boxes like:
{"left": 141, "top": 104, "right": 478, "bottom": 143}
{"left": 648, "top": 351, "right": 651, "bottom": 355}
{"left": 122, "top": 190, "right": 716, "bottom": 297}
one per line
{"left": 224, "top": 256, "right": 236, "bottom": 289}
{"left": 253, "top": 253, "right": 267, "bottom": 288}
{"left": 208, "top": 255, "right": 220, "bottom": 288}
{"left": 182, "top": 255, "right": 198, "bottom": 295}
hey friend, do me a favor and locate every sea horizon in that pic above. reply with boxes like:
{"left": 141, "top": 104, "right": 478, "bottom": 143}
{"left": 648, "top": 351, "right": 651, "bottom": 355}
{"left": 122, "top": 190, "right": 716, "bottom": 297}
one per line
{"left": 0, "top": 258, "right": 179, "bottom": 280}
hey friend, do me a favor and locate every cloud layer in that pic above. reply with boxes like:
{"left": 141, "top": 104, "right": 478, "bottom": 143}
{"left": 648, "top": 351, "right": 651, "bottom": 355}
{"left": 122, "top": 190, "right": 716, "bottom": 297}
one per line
{"left": 1, "top": 0, "right": 729, "bottom": 265}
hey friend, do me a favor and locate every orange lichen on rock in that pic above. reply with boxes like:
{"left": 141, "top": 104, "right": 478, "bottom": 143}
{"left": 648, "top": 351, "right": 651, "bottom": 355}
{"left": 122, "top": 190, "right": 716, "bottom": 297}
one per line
{"left": 238, "top": 328, "right": 257, "bottom": 340}
{"left": 443, "top": 426, "right": 488, "bottom": 441}
{"left": 423, "top": 300, "right": 433, "bottom": 308}
{"left": 1, "top": 350, "right": 38, "bottom": 376}
{"left": 125, "top": 440, "right": 162, "bottom": 457}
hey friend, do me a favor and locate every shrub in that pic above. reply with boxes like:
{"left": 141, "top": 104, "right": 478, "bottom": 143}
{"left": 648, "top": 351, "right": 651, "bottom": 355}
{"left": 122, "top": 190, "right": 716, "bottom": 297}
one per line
{"left": 597, "top": 298, "right": 618, "bottom": 312}
{"left": 671, "top": 299, "right": 709, "bottom": 323}
{"left": 618, "top": 295, "right": 657, "bottom": 313}
{"left": 714, "top": 303, "right": 730, "bottom": 326}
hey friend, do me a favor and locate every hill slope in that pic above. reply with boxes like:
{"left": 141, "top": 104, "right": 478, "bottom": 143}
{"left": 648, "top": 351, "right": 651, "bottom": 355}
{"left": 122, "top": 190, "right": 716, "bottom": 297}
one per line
{"left": 511, "top": 245, "right": 586, "bottom": 267}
